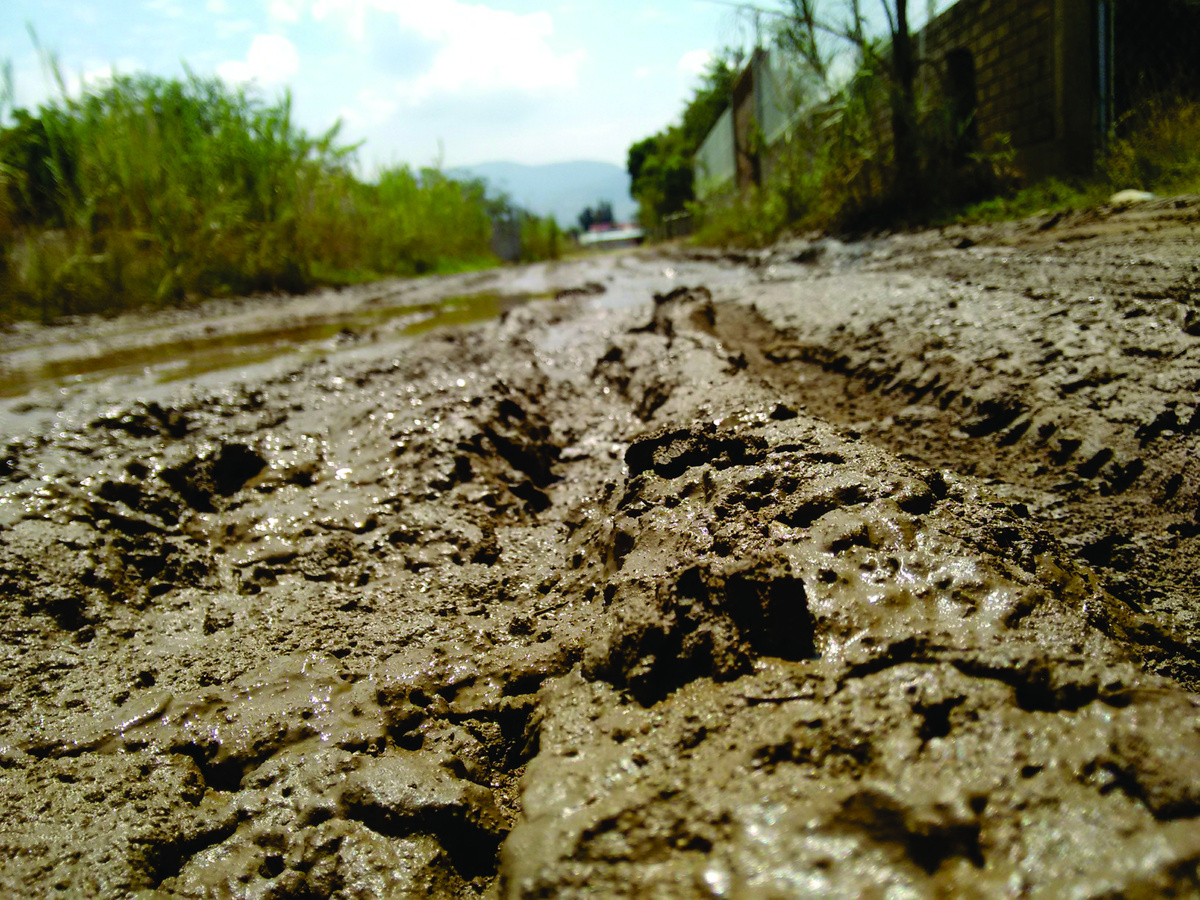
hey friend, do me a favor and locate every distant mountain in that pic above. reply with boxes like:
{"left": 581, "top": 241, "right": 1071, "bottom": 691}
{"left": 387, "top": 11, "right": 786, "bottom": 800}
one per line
{"left": 450, "top": 161, "right": 637, "bottom": 227}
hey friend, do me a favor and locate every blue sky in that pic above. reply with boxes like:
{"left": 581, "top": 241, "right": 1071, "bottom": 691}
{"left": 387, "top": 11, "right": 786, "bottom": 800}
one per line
{"left": 2, "top": 0, "right": 770, "bottom": 171}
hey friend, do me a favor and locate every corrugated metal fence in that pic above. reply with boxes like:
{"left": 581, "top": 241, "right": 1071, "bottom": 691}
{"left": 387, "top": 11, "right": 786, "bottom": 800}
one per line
{"left": 694, "top": 48, "right": 803, "bottom": 200}
{"left": 695, "top": 108, "right": 736, "bottom": 199}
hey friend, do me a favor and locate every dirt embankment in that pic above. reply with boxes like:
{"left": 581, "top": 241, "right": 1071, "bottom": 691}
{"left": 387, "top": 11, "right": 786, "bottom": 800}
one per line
{"left": 2, "top": 198, "right": 1200, "bottom": 897}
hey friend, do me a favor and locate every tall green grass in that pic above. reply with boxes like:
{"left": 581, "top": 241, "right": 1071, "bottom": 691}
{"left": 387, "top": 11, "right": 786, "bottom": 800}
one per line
{"left": 0, "top": 72, "right": 553, "bottom": 322}
{"left": 303, "top": 165, "right": 495, "bottom": 278}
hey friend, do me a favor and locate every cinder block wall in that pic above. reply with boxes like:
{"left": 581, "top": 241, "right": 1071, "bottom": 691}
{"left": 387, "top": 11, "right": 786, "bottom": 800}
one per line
{"left": 921, "top": 0, "right": 1096, "bottom": 178}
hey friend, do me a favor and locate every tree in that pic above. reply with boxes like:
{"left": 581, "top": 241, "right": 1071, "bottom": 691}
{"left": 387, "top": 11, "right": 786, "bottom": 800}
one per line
{"left": 577, "top": 199, "right": 614, "bottom": 232}
{"left": 778, "top": 0, "right": 922, "bottom": 208}
{"left": 626, "top": 55, "right": 737, "bottom": 226}
{"left": 881, "top": 0, "right": 919, "bottom": 203}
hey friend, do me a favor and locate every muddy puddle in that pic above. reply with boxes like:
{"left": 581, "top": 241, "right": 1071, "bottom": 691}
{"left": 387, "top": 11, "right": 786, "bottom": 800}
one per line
{"left": 0, "top": 291, "right": 534, "bottom": 400}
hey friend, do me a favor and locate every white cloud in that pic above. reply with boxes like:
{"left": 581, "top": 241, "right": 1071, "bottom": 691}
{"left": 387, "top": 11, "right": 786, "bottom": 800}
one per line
{"left": 677, "top": 48, "right": 711, "bottom": 76}
{"left": 344, "top": 87, "right": 400, "bottom": 127}
{"left": 49, "top": 63, "right": 119, "bottom": 102}
{"left": 269, "top": 0, "right": 304, "bottom": 23}
{"left": 215, "top": 18, "right": 256, "bottom": 39}
{"left": 311, "top": 0, "right": 584, "bottom": 101}
{"left": 80, "top": 63, "right": 117, "bottom": 87}
{"left": 205, "top": 0, "right": 228, "bottom": 12}
{"left": 6, "top": 55, "right": 142, "bottom": 115}
{"left": 217, "top": 34, "right": 300, "bottom": 86}
{"left": 144, "top": 0, "right": 185, "bottom": 18}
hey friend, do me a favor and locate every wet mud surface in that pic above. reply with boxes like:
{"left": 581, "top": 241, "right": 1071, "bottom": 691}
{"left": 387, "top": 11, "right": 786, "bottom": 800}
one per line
{"left": 3, "top": 197, "right": 1200, "bottom": 897}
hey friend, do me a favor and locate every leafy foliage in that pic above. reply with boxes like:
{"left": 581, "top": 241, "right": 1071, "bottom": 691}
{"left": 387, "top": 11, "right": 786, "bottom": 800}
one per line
{"left": 960, "top": 95, "right": 1200, "bottom": 224}
{"left": 685, "top": 0, "right": 1021, "bottom": 242}
{"left": 648, "top": 1, "right": 1200, "bottom": 247}
{"left": 518, "top": 213, "right": 562, "bottom": 263}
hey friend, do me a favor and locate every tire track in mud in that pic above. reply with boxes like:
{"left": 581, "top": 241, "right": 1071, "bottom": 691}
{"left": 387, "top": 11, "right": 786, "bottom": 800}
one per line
{"left": 0, "top": 303, "right": 611, "bottom": 894}
{"left": 708, "top": 278, "right": 1200, "bottom": 690}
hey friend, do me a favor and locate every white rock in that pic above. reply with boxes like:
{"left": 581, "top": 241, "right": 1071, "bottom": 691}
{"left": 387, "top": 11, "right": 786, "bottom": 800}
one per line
{"left": 1109, "top": 189, "right": 1155, "bottom": 206}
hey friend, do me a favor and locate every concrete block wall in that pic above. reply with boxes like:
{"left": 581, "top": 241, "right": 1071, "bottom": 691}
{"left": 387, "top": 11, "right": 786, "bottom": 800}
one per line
{"left": 920, "top": 0, "right": 1096, "bottom": 178}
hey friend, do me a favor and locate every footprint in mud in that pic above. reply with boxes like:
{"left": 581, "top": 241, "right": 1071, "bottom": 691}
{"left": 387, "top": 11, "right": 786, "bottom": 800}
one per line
{"left": 93, "top": 401, "right": 191, "bottom": 439}
{"left": 623, "top": 423, "right": 767, "bottom": 480}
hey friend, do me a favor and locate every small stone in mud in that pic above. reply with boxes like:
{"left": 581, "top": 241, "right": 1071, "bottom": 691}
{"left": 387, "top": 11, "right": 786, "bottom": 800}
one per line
{"left": 471, "top": 522, "right": 501, "bottom": 565}
{"left": 203, "top": 606, "right": 235, "bottom": 633}
{"left": 1182, "top": 309, "right": 1200, "bottom": 336}
{"left": 297, "top": 534, "right": 357, "bottom": 581}
{"left": 508, "top": 614, "right": 535, "bottom": 636}
{"left": 0, "top": 453, "right": 18, "bottom": 477}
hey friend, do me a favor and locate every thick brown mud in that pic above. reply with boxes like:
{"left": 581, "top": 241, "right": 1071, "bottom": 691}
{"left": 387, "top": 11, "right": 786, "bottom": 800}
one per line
{"left": 2, "top": 200, "right": 1200, "bottom": 897}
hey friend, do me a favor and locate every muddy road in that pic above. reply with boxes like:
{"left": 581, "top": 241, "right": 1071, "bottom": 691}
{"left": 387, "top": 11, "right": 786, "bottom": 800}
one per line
{"left": 2, "top": 197, "right": 1200, "bottom": 897}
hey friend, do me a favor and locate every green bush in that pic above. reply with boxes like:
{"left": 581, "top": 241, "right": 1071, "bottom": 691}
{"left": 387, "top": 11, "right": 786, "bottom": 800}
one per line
{"left": 692, "top": 188, "right": 790, "bottom": 247}
{"left": 518, "top": 214, "right": 561, "bottom": 263}
{"left": 956, "top": 96, "right": 1200, "bottom": 225}
{"left": 684, "top": 38, "right": 1200, "bottom": 244}
{"left": 1104, "top": 95, "right": 1200, "bottom": 196}
{"left": 679, "top": 11, "right": 1025, "bottom": 243}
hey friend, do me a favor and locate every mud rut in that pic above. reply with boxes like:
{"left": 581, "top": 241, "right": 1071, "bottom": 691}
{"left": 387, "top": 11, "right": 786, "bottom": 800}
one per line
{"left": 705, "top": 200, "right": 1200, "bottom": 691}
{"left": 2, "top": 200, "right": 1200, "bottom": 897}
{"left": 713, "top": 298, "right": 1200, "bottom": 688}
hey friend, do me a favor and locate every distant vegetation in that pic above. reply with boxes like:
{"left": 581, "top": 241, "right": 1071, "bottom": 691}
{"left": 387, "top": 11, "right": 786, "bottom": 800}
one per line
{"left": 0, "top": 70, "right": 557, "bottom": 322}
{"left": 450, "top": 161, "right": 636, "bottom": 227}
{"left": 516, "top": 212, "right": 564, "bottom": 263}
{"left": 576, "top": 200, "right": 614, "bottom": 231}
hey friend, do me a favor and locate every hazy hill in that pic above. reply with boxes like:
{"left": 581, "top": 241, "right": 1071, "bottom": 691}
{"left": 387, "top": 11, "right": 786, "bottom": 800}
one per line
{"left": 451, "top": 161, "right": 637, "bottom": 227}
